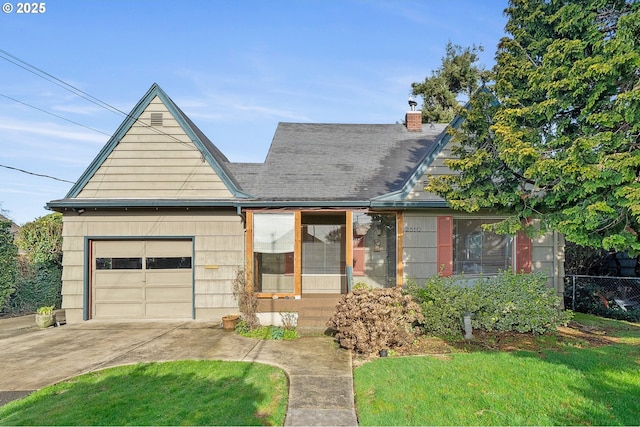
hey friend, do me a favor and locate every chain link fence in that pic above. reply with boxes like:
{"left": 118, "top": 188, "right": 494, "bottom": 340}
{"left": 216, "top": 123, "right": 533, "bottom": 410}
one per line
{"left": 564, "top": 275, "right": 640, "bottom": 321}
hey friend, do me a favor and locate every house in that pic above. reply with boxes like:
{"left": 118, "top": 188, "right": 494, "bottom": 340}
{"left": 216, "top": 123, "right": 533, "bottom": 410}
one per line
{"left": 47, "top": 83, "right": 564, "bottom": 326}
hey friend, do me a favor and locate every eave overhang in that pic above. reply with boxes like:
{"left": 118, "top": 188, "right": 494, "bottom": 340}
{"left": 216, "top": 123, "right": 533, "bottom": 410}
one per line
{"left": 47, "top": 198, "right": 450, "bottom": 211}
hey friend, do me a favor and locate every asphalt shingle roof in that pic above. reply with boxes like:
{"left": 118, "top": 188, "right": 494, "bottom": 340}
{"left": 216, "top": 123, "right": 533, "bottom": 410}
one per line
{"left": 227, "top": 122, "right": 447, "bottom": 200}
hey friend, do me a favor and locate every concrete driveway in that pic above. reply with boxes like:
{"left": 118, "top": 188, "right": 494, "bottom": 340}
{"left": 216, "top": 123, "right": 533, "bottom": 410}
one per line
{"left": 0, "top": 315, "right": 358, "bottom": 426}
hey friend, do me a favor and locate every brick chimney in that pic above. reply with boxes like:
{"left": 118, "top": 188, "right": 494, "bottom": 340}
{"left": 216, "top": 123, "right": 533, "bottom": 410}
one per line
{"left": 405, "top": 111, "right": 422, "bottom": 132}
{"left": 405, "top": 96, "right": 422, "bottom": 131}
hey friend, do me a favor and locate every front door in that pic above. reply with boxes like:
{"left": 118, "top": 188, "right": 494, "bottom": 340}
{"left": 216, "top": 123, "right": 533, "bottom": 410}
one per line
{"left": 301, "top": 212, "right": 346, "bottom": 294}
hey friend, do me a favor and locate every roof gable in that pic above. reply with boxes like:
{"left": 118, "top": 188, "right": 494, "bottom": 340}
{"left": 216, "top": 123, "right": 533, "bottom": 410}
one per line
{"left": 66, "top": 83, "right": 250, "bottom": 199}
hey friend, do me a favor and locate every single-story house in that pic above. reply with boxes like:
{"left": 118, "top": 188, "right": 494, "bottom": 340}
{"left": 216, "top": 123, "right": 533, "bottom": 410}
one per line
{"left": 47, "top": 83, "right": 564, "bottom": 326}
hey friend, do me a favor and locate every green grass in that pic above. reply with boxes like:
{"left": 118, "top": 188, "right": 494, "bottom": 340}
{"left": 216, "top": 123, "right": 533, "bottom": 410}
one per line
{"left": 0, "top": 360, "right": 288, "bottom": 426}
{"left": 354, "top": 315, "right": 640, "bottom": 426}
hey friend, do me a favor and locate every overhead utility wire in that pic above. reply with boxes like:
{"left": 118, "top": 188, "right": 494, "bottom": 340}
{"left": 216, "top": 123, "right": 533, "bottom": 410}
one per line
{"left": 0, "top": 164, "right": 75, "bottom": 184}
{"left": 0, "top": 49, "right": 121, "bottom": 116}
{"left": 0, "top": 49, "right": 197, "bottom": 150}
{"left": 0, "top": 93, "right": 112, "bottom": 137}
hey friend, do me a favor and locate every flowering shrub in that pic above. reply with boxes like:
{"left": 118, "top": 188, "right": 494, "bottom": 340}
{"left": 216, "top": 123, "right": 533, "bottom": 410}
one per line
{"left": 327, "top": 286, "right": 423, "bottom": 354}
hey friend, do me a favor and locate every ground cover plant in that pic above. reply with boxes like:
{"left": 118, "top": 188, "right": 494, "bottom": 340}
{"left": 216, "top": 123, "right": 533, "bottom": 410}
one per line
{"left": 0, "top": 360, "right": 288, "bottom": 426}
{"left": 236, "top": 320, "right": 298, "bottom": 340}
{"left": 353, "top": 313, "right": 640, "bottom": 426}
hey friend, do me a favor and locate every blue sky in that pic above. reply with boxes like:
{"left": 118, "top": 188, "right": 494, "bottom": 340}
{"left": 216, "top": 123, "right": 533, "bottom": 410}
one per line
{"left": 0, "top": 0, "right": 508, "bottom": 224}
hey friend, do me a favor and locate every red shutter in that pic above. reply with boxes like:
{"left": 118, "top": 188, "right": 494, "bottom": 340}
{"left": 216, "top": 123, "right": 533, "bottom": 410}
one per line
{"left": 437, "top": 216, "right": 453, "bottom": 276}
{"left": 353, "top": 237, "right": 365, "bottom": 276}
{"left": 285, "top": 252, "right": 294, "bottom": 275}
{"left": 515, "top": 230, "right": 532, "bottom": 273}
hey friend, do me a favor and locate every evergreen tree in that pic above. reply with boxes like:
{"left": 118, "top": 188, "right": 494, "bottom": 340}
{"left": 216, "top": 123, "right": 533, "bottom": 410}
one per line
{"left": 427, "top": 0, "right": 640, "bottom": 252}
{"left": 411, "top": 42, "right": 489, "bottom": 123}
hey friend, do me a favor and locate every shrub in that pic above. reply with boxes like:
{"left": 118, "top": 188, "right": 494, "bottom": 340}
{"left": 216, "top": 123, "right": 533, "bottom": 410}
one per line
{"left": 231, "top": 268, "right": 258, "bottom": 330}
{"left": 0, "top": 220, "right": 18, "bottom": 312}
{"left": 6, "top": 213, "right": 63, "bottom": 315}
{"left": 473, "top": 271, "right": 572, "bottom": 334}
{"left": 9, "top": 259, "right": 62, "bottom": 314}
{"left": 405, "top": 276, "right": 479, "bottom": 339}
{"left": 327, "top": 286, "right": 423, "bottom": 354}
{"left": 407, "top": 271, "right": 572, "bottom": 338}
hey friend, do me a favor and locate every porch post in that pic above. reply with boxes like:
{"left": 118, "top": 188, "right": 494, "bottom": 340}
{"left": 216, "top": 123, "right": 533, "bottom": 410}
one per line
{"left": 294, "top": 211, "right": 302, "bottom": 295}
{"left": 346, "top": 210, "right": 353, "bottom": 292}
{"left": 397, "top": 211, "right": 404, "bottom": 287}
{"left": 245, "top": 210, "right": 254, "bottom": 291}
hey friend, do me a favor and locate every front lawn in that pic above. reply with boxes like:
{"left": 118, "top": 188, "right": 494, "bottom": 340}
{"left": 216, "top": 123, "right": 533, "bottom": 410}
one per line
{"left": 354, "top": 313, "right": 640, "bottom": 426}
{"left": 0, "top": 360, "right": 288, "bottom": 426}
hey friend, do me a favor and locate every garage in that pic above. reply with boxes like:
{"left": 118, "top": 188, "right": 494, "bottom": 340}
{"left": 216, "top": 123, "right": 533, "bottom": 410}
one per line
{"left": 91, "top": 239, "right": 193, "bottom": 319}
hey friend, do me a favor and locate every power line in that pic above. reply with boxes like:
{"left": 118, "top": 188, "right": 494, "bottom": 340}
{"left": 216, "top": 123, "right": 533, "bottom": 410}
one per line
{"left": 0, "top": 93, "right": 112, "bottom": 137}
{"left": 0, "top": 49, "right": 198, "bottom": 150}
{"left": 0, "top": 49, "right": 123, "bottom": 116}
{"left": 0, "top": 164, "right": 75, "bottom": 184}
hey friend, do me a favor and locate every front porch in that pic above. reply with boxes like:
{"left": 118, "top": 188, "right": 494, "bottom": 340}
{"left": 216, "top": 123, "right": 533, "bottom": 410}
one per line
{"left": 256, "top": 293, "right": 344, "bottom": 328}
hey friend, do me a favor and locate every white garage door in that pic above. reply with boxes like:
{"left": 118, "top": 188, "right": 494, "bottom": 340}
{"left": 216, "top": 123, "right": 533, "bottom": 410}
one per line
{"left": 92, "top": 240, "right": 193, "bottom": 319}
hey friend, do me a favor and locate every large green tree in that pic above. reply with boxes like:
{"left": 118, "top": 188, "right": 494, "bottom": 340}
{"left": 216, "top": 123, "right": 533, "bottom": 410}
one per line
{"left": 427, "top": 0, "right": 640, "bottom": 252}
{"left": 411, "top": 42, "right": 489, "bottom": 123}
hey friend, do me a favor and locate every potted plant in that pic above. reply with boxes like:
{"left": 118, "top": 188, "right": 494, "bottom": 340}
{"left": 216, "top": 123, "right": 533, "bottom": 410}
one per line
{"left": 35, "top": 306, "right": 56, "bottom": 328}
{"left": 221, "top": 314, "right": 240, "bottom": 331}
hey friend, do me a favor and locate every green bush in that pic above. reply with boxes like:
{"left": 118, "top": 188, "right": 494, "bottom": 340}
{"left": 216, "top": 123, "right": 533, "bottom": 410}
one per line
{"left": 405, "top": 276, "right": 478, "bottom": 339}
{"left": 0, "top": 220, "right": 18, "bottom": 312}
{"left": 407, "top": 271, "right": 572, "bottom": 338}
{"left": 327, "top": 286, "right": 423, "bottom": 354}
{"left": 473, "top": 271, "right": 572, "bottom": 334}
{"left": 5, "top": 213, "right": 63, "bottom": 315}
{"left": 9, "top": 260, "right": 61, "bottom": 314}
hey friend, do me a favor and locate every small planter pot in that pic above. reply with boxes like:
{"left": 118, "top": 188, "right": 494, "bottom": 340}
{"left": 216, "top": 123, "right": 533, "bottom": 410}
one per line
{"left": 379, "top": 349, "right": 388, "bottom": 357}
{"left": 35, "top": 313, "right": 56, "bottom": 328}
{"left": 221, "top": 315, "right": 240, "bottom": 331}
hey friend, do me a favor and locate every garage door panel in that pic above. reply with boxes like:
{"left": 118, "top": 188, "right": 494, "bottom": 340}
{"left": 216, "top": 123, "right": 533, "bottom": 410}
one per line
{"left": 95, "top": 287, "right": 144, "bottom": 301}
{"left": 94, "top": 241, "right": 145, "bottom": 257}
{"left": 145, "top": 271, "right": 191, "bottom": 285}
{"left": 145, "top": 240, "right": 191, "bottom": 257}
{"left": 95, "top": 303, "right": 144, "bottom": 318}
{"left": 146, "top": 286, "right": 192, "bottom": 301}
{"left": 95, "top": 271, "right": 145, "bottom": 286}
{"left": 146, "top": 303, "right": 192, "bottom": 318}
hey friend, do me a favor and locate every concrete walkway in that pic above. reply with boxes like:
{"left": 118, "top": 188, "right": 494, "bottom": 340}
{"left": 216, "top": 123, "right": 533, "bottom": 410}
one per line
{"left": 0, "top": 315, "right": 358, "bottom": 426}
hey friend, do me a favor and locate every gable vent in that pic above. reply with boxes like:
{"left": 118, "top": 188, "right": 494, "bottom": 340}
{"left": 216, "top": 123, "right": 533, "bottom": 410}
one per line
{"left": 150, "top": 113, "right": 163, "bottom": 127}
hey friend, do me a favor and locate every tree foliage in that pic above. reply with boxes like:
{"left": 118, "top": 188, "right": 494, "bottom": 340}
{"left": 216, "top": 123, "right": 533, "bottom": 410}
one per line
{"left": 426, "top": 0, "right": 640, "bottom": 252}
{"left": 9, "top": 213, "right": 63, "bottom": 312}
{"left": 15, "top": 213, "right": 62, "bottom": 264}
{"left": 0, "top": 220, "right": 18, "bottom": 310}
{"left": 411, "top": 42, "right": 489, "bottom": 123}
